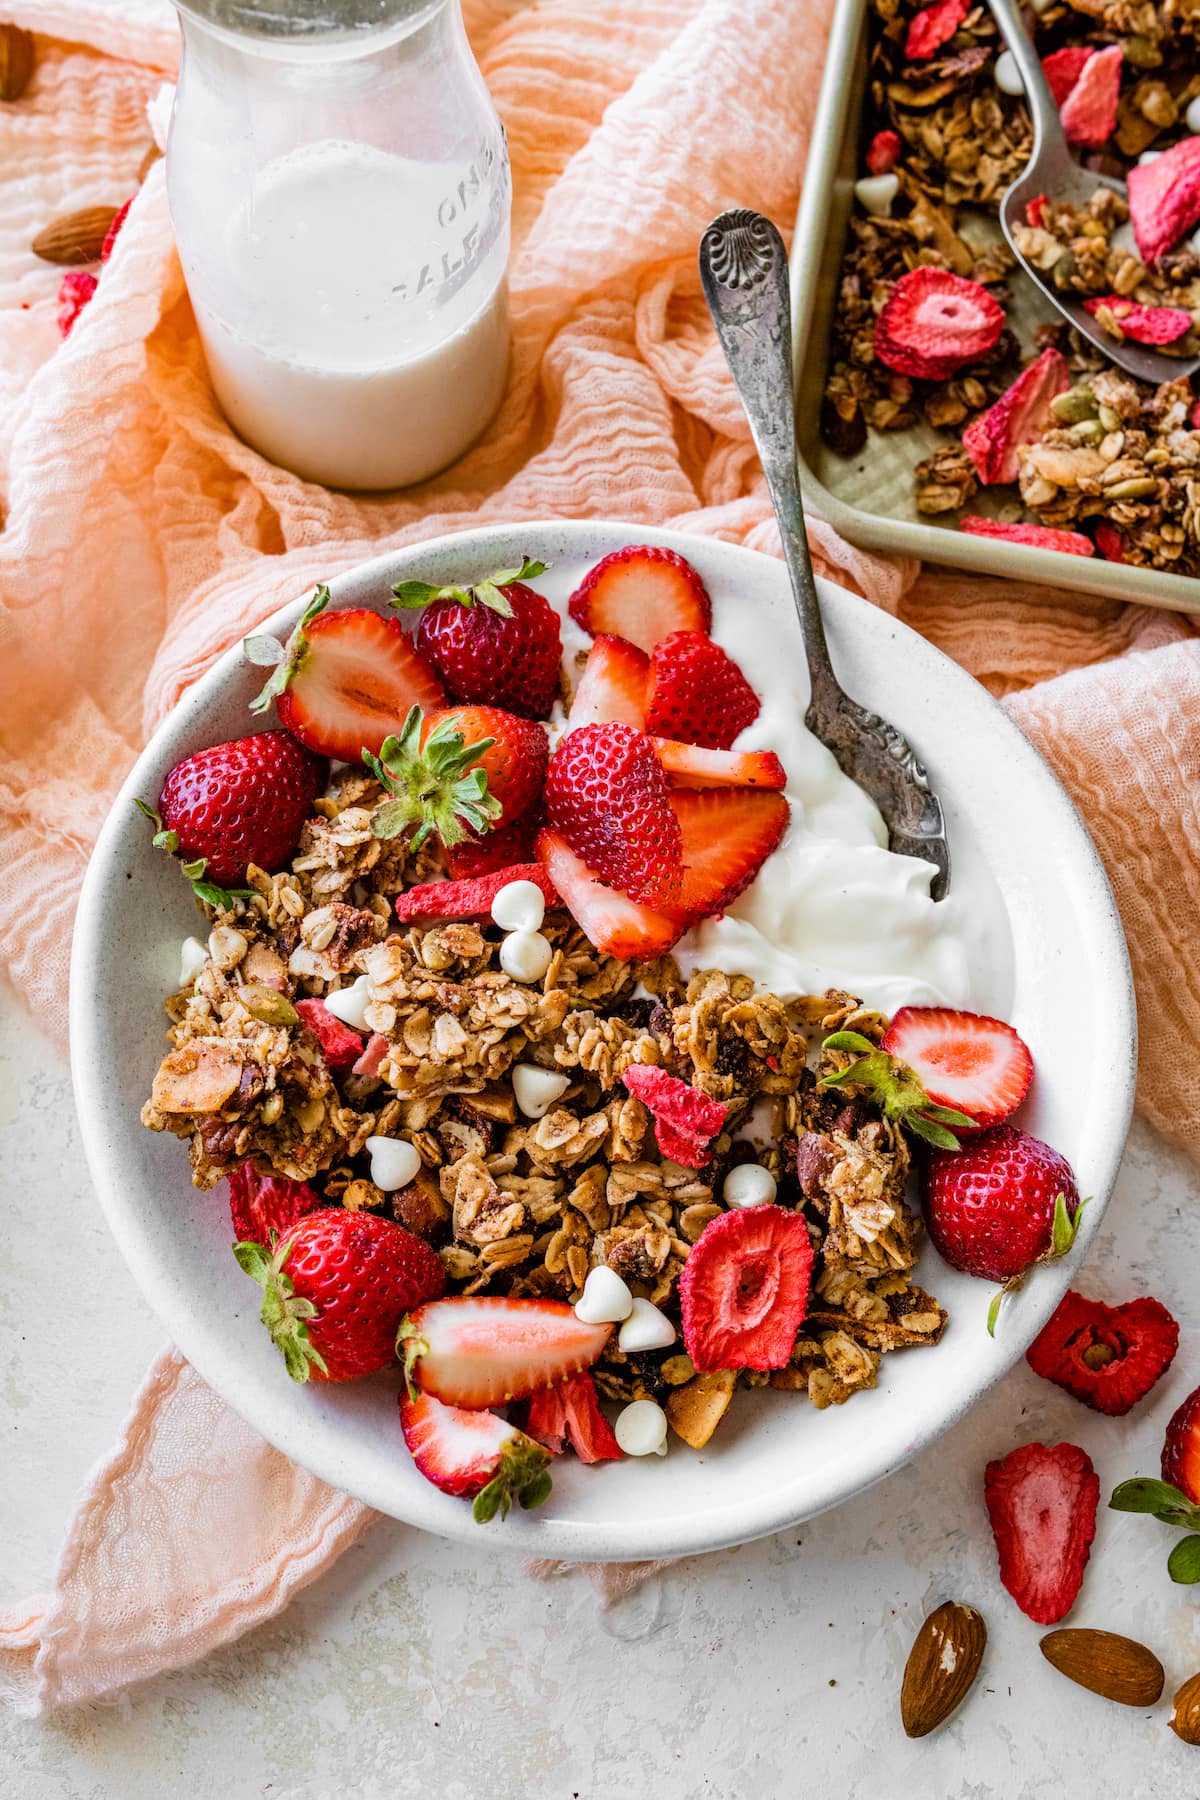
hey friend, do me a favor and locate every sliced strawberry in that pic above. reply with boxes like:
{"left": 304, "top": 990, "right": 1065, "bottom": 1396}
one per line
{"left": 962, "top": 348, "right": 1071, "bottom": 486}
{"left": 567, "top": 546, "right": 712, "bottom": 654}
{"left": 880, "top": 1006, "right": 1033, "bottom": 1131}
{"left": 984, "top": 1442, "right": 1099, "bottom": 1624}
{"left": 446, "top": 814, "right": 539, "bottom": 879}
{"left": 400, "top": 1392, "right": 552, "bottom": 1521}
{"left": 1059, "top": 44, "right": 1122, "bottom": 149}
{"left": 1083, "top": 296, "right": 1193, "bottom": 346}
{"left": 394, "top": 862, "right": 558, "bottom": 925}
{"left": 866, "top": 129, "right": 901, "bottom": 176}
{"left": 653, "top": 739, "right": 786, "bottom": 790}
{"left": 679, "top": 1205, "right": 814, "bottom": 1372}
{"left": 875, "top": 269, "right": 1005, "bottom": 380}
{"left": 525, "top": 1372, "right": 623, "bottom": 1463}
{"left": 543, "top": 723, "right": 683, "bottom": 905}
{"left": 535, "top": 829, "right": 684, "bottom": 961}
{"left": 960, "top": 518, "right": 1095, "bottom": 556}
{"left": 622, "top": 1064, "right": 728, "bottom": 1169}
{"left": 400, "top": 1296, "right": 613, "bottom": 1408}
{"left": 670, "top": 787, "right": 789, "bottom": 924}
{"left": 1128, "top": 136, "right": 1200, "bottom": 265}
{"left": 294, "top": 997, "right": 364, "bottom": 1071}
{"left": 643, "top": 631, "right": 760, "bottom": 749}
{"left": 248, "top": 590, "right": 445, "bottom": 762}
{"left": 1026, "top": 1291, "right": 1179, "bottom": 1416}
{"left": 567, "top": 634, "right": 649, "bottom": 731}
{"left": 1163, "top": 1385, "right": 1200, "bottom": 1505}
{"left": 424, "top": 704, "right": 548, "bottom": 824}
{"left": 1042, "top": 45, "right": 1092, "bottom": 108}
{"left": 227, "top": 1162, "right": 324, "bottom": 1244}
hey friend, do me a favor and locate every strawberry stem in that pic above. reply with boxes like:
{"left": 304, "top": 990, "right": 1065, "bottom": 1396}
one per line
{"left": 363, "top": 705, "right": 502, "bottom": 850}
{"left": 472, "top": 1439, "right": 553, "bottom": 1524}
{"left": 134, "top": 800, "right": 251, "bottom": 912}
{"left": 246, "top": 583, "right": 331, "bottom": 716}
{"left": 233, "top": 1238, "right": 328, "bottom": 1383}
{"left": 985, "top": 1194, "right": 1089, "bottom": 1336}
{"left": 818, "top": 1031, "right": 974, "bottom": 1150}
{"left": 396, "top": 1317, "right": 429, "bottom": 1402}
{"left": 390, "top": 558, "right": 548, "bottom": 621}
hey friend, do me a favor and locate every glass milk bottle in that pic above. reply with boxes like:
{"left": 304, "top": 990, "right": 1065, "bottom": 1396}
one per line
{"left": 168, "top": 1, "right": 511, "bottom": 490}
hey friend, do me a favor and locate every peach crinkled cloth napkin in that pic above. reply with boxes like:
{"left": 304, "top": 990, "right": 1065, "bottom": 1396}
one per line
{"left": 2, "top": 0, "right": 1199, "bottom": 1717}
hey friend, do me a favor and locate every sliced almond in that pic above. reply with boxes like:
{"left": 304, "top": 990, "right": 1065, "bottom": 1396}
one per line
{"left": 150, "top": 1042, "right": 244, "bottom": 1114}
{"left": 0, "top": 22, "right": 35, "bottom": 102}
{"left": 900, "top": 1601, "right": 987, "bottom": 1738}
{"left": 665, "top": 1368, "right": 737, "bottom": 1448}
{"left": 1039, "top": 1628, "right": 1164, "bottom": 1708}
{"left": 32, "top": 204, "right": 120, "bottom": 265}
{"left": 1169, "top": 1671, "right": 1200, "bottom": 1745}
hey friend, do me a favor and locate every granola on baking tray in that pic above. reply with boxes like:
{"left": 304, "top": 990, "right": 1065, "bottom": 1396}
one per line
{"left": 820, "top": 0, "right": 1200, "bottom": 571}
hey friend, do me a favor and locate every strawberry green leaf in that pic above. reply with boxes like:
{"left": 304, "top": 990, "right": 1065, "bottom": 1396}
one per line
{"left": 1109, "top": 1477, "right": 1200, "bottom": 1529}
{"left": 1168, "top": 1535, "right": 1200, "bottom": 1584}
{"left": 822, "top": 1030, "right": 877, "bottom": 1055}
{"left": 247, "top": 583, "right": 331, "bottom": 715}
{"left": 390, "top": 558, "right": 548, "bottom": 620}
{"left": 986, "top": 1289, "right": 1004, "bottom": 1337}
{"left": 242, "top": 635, "right": 285, "bottom": 669}
{"left": 818, "top": 1042, "right": 965, "bottom": 1149}
{"left": 470, "top": 1437, "right": 553, "bottom": 1524}
{"left": 1049, "top": 1191, "right": 1090, "bottom": 1258}
{"left": 396, "top": 1317, "right": 429, "bottom": 1403}
{"left": 907, "top": 1114, "right": 965, "bottom": 1151}
{"left": 364, "top": 705, "right": 501, "bottom": 850}
{"left": 233, "top": 1235, "right": 327, "bottom": 1383}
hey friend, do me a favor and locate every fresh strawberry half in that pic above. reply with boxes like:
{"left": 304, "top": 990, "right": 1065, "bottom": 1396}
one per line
{"left": 400, "top": 1296, "right": 613, "bottom": 1408}
{"left": 653, "top": 739, "right": 786, "bottom": 791}
{"left": 875, "top": 268, "right": 1005, "bottom": 380}
{"left": 294, "top": 997, "right": 364, "bottom": 1071}
{"left": 391, "top": 559, "right": 561, "bottom": 720}
{"left": 394, "top": 860, "right": 558, "bottom": 925}
{"left": 246, "top": 587, "right": 445, "bottom": 761}
{"left": 227, "top": 1162, "right": 324, "bottom": 1245}
{"left": 543, "top": 723, "right": 683, "bottom": 905}
{"left": 424, "top": 705, "right": 547, "bottom": 825}
{"left": 1083, "top": 295, "right": 1193, "bottom": 347}
{"left": 235, "top": 1210, "right": 446, "bottom": 1383}
{"left": 567, "top": 546, "right": 712, "bottom": 654}
{"left": 880, "top": 1006, "right": 1033, "bottom": 1131}
{"left": 1026, "top": 1291, "right": 1179, "bottom": 1416}
{"left": 400, "top": 1391, "right": 553, "bottom": 1522}
{"left": 446, "top": 813, "right": 539, "bottom": 879}
{"left": 904, "top": 0, "right": 968, "bottom": 60}
{"left": 535, "top": 829, "right": 684, "bottom": 962}
{"left": 679, "top": 1205, "right": 814, "bottom": 1373}
{"left": 524, "top": 1372, "right": 623, "bottom": 1463}
{"left": 1128, "top": 135, "right": 1200, "bottom": 264}
{"left": 670, "top": 787, "right": 789, "bottom": 924}
{"left": 984, "top": 1441, "right": 1099, "bottom": 1624}
{"left": 1163, "top": 1386, "right": 1200, "bottom": 1505}
{"left": 960, "top": 517, "right": 1095, "bottom": 557}
{"left": 643, "top": 630, "right": 760, "bottom": 749}
{"left": 962, "top": 348, "right": 1071, "bottom": 486}
{"left": 145, "top": 728, "right": 327, "bottom": 899}
{"left": 1059, "top": 43, "right": 1122, "bottom": 149}
{"left": 567, "top": 633, "right": 649, "bottom": 731}
{"left": 622, "top": 1065, "right": 728, "bottom": 1169}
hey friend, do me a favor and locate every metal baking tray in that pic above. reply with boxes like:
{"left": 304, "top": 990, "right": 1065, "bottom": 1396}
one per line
{"left": 789, "top": 0, "right": 1200, "bottom": 614}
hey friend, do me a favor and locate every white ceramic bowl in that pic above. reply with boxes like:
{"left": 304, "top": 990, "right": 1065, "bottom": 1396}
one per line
{"left": 71, "top": 520, "right": 1136, "bottom": 1562}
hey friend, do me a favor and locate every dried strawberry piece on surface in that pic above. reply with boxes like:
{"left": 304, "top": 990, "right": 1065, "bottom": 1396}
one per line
{"left": 1026, "top": 1291, "right": 1179, "bottom": 1416}
{"left": 1083, "top": 295, "right": 1193, "bottom": 346}
{"left": 1059, "top": 45, "right": 1123, "bottom": 150}
{"left": 962, "top": 347, "right": 1070, "bottom": 485}
{"left": 875, "top": 268, "right": 1005, "bottom": 380}
{"left": 1128, "top": 136, "right": 1200, "bottom": 265}
{"left": 101, "top": 195, "right": 134, "bottom": 261}
{"left": 1042, "top": 45, "right": 1092, "bottom": 108}
{"left": 984, "top": 1442, "right": 1099, "bottom": 1624}
{"left": 57, "top": 269, "right": 97, "bottom": 337}
{"left": 621, "top": 1064, "right": 728, "bottom": 1169}
{"left": 904, "top": 0, "right": 968, "bottom": 61}
{"left": 866, "top": 129, "right": 901, "bottom": 176}
{"left": 960, "top": 517, "right": 1095, "bottom": 557}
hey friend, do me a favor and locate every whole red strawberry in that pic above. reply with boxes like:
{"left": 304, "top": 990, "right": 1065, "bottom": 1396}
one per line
{"left": 543, "top": 722, "right": 682, "bottom": 904}
{"left": 235, "top": 1209, "right": 446, "bottom": 1383}
{"left": 1163, "top": 1385, "right": 1200, "bottom": 1505}
{"left": 157, "top": 729, "right": 326, "bottom": 887}
{"left": 392, "top": 561, "right": 561, "bottom": 719}
{"left": 923, "top": 1124, "right": 1082, "bottom": 1284}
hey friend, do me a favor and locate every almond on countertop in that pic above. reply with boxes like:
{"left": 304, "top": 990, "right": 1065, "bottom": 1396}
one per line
{"left": 900, "top": 1601, "right": 987, "bottom": 1738}
{"left": 1170, "top": 1671, "right": 1200, "bottom": 1744}
{"left": 1039, "top": 1628, "right": 1165, "bottom": 1707}
{"left": 32, "top": 204, "right": 120, "bottom": 265}
{"left": 0, "top": 21, "right": 35, "bottom": 101}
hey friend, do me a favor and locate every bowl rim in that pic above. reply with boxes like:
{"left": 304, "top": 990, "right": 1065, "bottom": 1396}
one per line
{"left": 69, "top": 517, "right": 1137, "bottom": 1561}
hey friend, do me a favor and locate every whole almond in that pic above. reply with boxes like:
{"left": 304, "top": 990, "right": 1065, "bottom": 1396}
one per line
{"left": 1039, "top": 1628, "right": 1164, "bottom": 1707}
{"left": 0, "top": 21, "right": 35, "bottom": 102}
{"left": 900, "top": 1601, "right": 987, "bottom": 1738}
{"left": 31, "top": 204, "right": 119, "bottom": 265}
{"left": 1170, "top": 1671, "right": 1200, "bottom": 1744}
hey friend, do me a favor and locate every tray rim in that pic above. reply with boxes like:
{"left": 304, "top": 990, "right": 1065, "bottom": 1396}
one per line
{"left": 789, "top": 0, "right": 1200, "bottom": 616}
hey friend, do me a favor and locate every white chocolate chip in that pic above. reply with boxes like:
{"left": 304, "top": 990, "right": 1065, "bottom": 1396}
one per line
{"left": 993, "top": 50, "right": 1023, "bottom": 95}
{"left": 618, "top": 1298, "right": 677, "bottom": 1353}
{"left": 614, "top": 1398, "right": 668, "bottom": 1457}
{"left": 722, "top": 1163, "right": 778, "bottom": 1209}
{"left": 365, "top": 1135, "right": 421, "bottom": 1192}
{"left": 323, "top": 974, "right": 371, "bottom": 1031}
{"left": 499, "top": 929, "right": 552, "bottom": 983}
{"left": 512, "top": 1062, "right": 571, "bottom": 1120}
{"left": 1188, "top": 98, "right": 1200, "bottom": 135}
{"left": 1138, "top": 150, "right": 1163, "bottom": 166}
{"left": 207, "top": 924, "right": 247, "bottom": 971}
{"left": 854, "top": 173, "right": 899, "bottom": 218}
{"left": 574, "top": 1265, "right": 634, "bottom": 1325}
{"left": 178, "top": 935, "right": 208, "bottom": 988}
{"left": 1027, "top": 0, "right": 1052, "bottom": 14}
{"left": 490, "top": 878, "right": 546, "bottom": 933}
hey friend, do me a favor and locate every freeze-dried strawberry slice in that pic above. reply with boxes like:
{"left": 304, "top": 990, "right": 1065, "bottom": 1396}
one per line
{"left": 622, "top": 1064, "right": 728, "bottom": 1169}
{"left": 984, "top": 1442, "right": 1098, "bottom": 1624}
{"left": 679, "top": 1205, "right": 814, "bottom": 1372}
{"left": 1026, "top": 1291, "right": 1179, "bottom": 1416}
{"left": 1042, "top": 46, "right": 1091, "bottom": 108}
{"left": 875, "top": 269, "right": 1005, "bottom": 380}
{"left": 904, "top": 0, "right": 968, "bottom": 60}
{"left": 963, "top": 348, "right": 1070, "bottom": 485}
{"left": 394, "top": 863, "right": 558, "bottom": 924}
{"left": 1059, "top": 44, "right": 1122, "bottom": 149}
{"left": 960, "top": 518, "right": 1095, "bottom": 556}
{"left": 866, "top": 129, "right": 900, "bottom": 176}
{"left": 1083, "top": 295, "right": 1194, "bottom": 346}
{"left": 294, "top": 998, "right": 364, "bottom": 1071}
{"left": 1024, "top": 194, "right": 1048, "bottom": 229}
{"left": 1094, "top": 522, "right": 1126, "bottom": 564}
{"left": 1128, "top": 136, "right": 1200, "bottom": 265}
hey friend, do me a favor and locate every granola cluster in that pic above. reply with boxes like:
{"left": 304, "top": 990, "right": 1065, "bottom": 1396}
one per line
{"left": 141, "top": 764, "right": 946, "bottom": 1442}
{"left": 821, "top": 0, "right": 1200, "bottom": 573}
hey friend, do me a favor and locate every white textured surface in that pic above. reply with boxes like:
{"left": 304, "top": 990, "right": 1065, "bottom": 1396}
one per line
{"left": 3, "top": 982, "right": 1200, "bottom": 1795}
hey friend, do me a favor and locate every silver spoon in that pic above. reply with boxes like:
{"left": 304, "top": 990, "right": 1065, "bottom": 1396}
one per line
{"left": 698, "top": 208, "right": 950, "bottom": 900}
{"left": 990, "top": 0, "right": 1200, "bottom": 385}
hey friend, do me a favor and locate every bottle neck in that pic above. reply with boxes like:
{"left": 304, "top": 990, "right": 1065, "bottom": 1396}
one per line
{"left": 175, "top": 0, "right": 449, "bottom": 57}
